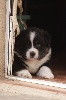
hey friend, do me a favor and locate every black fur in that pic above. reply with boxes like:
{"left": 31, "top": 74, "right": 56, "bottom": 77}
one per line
{"left": 12, "top": 27, "right": 51, "bottom": 76}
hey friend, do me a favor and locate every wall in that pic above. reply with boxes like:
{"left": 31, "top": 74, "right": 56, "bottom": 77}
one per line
{"left": 0, "top": 0, "right": 6, "bottom": 78}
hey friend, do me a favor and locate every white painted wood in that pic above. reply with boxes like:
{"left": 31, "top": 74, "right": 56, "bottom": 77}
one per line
{"left": 6, "top": 76, "right": 66, "bottom": 89}
{"left": 5, "top": 0, "right": 10, "bottom": 76}
{"left": 5, "top": 0, "right": 13, "bottom": 76}
{"left": 10, "top": 16, "right": 13, "bottom": 75}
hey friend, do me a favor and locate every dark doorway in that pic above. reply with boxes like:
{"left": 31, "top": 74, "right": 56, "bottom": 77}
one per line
{"left": 25, "top": 0, "right": 66, "bottom": 54}
{"left": 22, "top": 0, "right": 66, "bottom": 83}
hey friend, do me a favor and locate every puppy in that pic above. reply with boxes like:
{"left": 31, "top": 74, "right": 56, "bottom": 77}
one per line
{"left": 12, "top": 27, "right": 54, "bottom": 79}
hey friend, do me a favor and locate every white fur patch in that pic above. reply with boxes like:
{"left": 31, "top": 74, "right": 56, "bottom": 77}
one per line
{"left": 25, "top": 49, "right": 51, "bottom": 74}
{"left": 37, "top": 66, "right": 54, "bottom": 79}
{"left": 26, "top": 47, "right": 39, "bottom": 59}
{"left": 26, "top": 31, "right": 39, "bottom": 59}
{"left": 16, "top": 70, "right": 32, "bottom": 78}
{"left": 29, "top": 31, "right": 35, "bottom": 45}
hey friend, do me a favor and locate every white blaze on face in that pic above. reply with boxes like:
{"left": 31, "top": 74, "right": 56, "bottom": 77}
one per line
{"left": 26, "top": 31, "right": 39, "bottom": 60}
{"left": 30, "top": 31, "right": 35, "bottom": 46}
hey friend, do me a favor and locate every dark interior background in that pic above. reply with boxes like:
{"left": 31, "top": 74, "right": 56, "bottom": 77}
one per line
{"left": 22, "top": 0, "right": 66, "bottom": 56}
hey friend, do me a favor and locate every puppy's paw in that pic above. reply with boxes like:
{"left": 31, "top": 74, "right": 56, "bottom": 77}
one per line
{"left": 16, "top": 70, "right": 32, "bottom": 78}
{"left": 37, "top": 66, "right": 54, "bottom": 79}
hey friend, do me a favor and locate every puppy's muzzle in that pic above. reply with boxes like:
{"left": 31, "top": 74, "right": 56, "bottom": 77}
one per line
{"left": 30, "top": 51, "right": 35, "bottom": 58}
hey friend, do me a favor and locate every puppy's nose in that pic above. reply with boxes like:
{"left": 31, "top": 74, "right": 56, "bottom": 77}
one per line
{"left": 30, "top": 52, "right": 35, "bottom": 58}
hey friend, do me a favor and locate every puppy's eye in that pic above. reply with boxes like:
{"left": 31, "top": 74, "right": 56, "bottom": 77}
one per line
{"left": 25, "top": 43, "right": 28, "bottom": 47}
{"left": 26, "top": 41, "right": 30, "bottom": 45}
{"left": 25, "top": 41, "right": 31, "bottom": 48}
{"left": 36, "top": 44, "right": 41, "bottom": 47}
{"left": 35, "top": 41, "right": 41, "bottom": 47}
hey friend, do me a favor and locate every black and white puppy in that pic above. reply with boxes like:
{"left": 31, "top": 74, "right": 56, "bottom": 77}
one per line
{"left": 12, "top": 27, "right": 54, "bottom": 79}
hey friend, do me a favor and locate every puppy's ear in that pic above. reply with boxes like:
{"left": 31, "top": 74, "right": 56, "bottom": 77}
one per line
{"left": 15, "top": 30, "right": 26, "bottom": 50}
{"left": 41, "top": 30, "right": 51, "bottom": 47}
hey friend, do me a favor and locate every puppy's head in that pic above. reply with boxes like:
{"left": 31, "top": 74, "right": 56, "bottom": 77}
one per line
{"left": 15, "top": 27, "right": 51, "bottom": 61}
